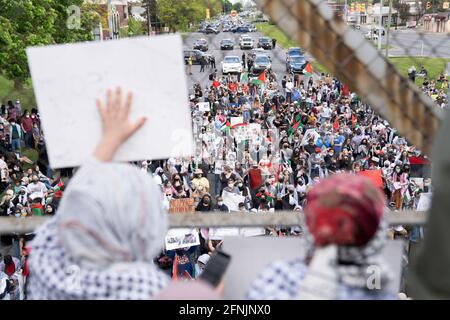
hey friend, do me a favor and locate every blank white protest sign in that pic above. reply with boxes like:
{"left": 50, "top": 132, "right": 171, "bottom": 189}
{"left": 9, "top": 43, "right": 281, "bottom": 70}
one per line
{"left": 27, "top": 35, "right": 193, "bottom": 168}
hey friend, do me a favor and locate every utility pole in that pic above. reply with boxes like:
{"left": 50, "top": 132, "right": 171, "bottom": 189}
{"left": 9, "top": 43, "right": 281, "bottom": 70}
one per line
{"left": 146, "top": 0, "right": 152, "bottom": 35}
{"left": 378, "top": 2, "right": 382, "bottom": 50}
{"left": 344, "top": 0, "right": 348, "bottom": 23}
{"left": 107, "top": 0, "right": 113, "bottom": 40}
{"left": 385, "top": 0, "right": 393, "bottom": 57}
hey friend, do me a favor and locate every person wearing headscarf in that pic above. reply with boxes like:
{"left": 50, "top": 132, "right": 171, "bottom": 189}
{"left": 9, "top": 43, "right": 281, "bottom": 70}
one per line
{"left": 247, "top": 174, "right": 394, "bottom": 300}
{"left": 26, "top": 88, "right": 169, "bottom": 299}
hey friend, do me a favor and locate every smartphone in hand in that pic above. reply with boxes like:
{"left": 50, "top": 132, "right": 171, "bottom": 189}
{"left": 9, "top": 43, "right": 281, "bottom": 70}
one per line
{"left": 199, "top": 250, "right": 231, "bottom": 288}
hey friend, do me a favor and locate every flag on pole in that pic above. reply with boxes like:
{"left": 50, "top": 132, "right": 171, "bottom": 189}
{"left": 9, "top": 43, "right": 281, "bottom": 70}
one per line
{"left": 241, "top": 70, "right": 248, "bottom": 83}
{"left": 221, "top": 121, "right": 231, "bottom": 133}
{"left": 303, "top": 62, "right": 313, "bottom": 76}
{"left": 251, "top": 71, "right": 266, "bottom": 85}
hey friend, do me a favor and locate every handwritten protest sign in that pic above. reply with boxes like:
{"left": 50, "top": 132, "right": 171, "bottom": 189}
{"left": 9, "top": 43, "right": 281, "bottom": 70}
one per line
{"left": 301, "top": 129, "right": 320, "bottom": 146}
{"left": 27, "top": 35, "right": 192, "bottom": 168}
{"left": 222, "top": 191, "right": 245, "bottom": 212}
{"left": 168, "top": 198, "right": 195, "bottom": 213}
{"left": 165, "top": 228, "right": 200, "bottom": 250}
{"left": 197, "top": 102, "right": 210, "bottom": 112}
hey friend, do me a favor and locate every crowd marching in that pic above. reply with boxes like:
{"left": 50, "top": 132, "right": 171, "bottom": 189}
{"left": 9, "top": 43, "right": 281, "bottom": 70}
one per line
{"left": 0, "top": 55, "right": 443, "bottom": 299}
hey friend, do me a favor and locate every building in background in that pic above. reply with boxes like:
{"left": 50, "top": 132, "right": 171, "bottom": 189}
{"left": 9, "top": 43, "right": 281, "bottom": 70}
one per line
{"left": 84, "top": 0, "right": 130, "bottom": 40}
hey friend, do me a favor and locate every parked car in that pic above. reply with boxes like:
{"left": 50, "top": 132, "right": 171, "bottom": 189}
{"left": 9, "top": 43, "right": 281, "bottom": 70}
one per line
{"left": 183, "top": 49, "right": 205, "bottom": 65}
{"left": 286, "top": 55, "right": 307, "bottom": 73}
{"left": 222, "top": 55, "right": 243, "bottom": 74}
{"left": 205, "top": 26, "right": 219, "bottom": 34}
{"left": 364, "top": 31, "right": 378, "bottom": 40}
{"left": 252, "top": 54, "right": 271, "bottom": 74}
{"left": 257, "top": 37, "right": 272, "bottom": 50}
{"left": 193, "top": 39, "right": 208, "bottom": 52}
{"left": 240, "top": 36, "right": 254, "bottom": 50}
{"left": 220, "top": 39, "right": 234, "bottom": 50}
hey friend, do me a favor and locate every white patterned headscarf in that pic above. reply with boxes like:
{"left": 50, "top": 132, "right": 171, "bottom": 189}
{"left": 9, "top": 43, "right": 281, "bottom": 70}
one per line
{"left": 27, "top": 158, "right": 169, "bottom": 299}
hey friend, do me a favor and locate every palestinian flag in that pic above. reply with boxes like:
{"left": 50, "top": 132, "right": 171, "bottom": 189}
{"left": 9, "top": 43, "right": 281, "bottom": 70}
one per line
{"left": 31, "top": 203, "right": 43, "bottom": 216}
{"left": 221, "top": 121, "right": 231, "bottom": 133}
{"left": 231, "top": 123, "right": 248, "bottom": 129}
{"left": 333, "top": 116, "right": 339, "bottom": 132}
{"left": 303, "top": 62, "right": 313, "bottom": 76}
{"left": 241, "top": 70, "right": 248, "bottom": 83}
{"left": 212, "top": 79, "right": 220, "bottom": 88}
{"left": 351, "top": 113, "right": 357, "bottom": 128}
{"left": 251, "top": 71, "right": 266, "bottom": 85}
{"left": 292, "top": 113, "right": 302, "bottom": 131}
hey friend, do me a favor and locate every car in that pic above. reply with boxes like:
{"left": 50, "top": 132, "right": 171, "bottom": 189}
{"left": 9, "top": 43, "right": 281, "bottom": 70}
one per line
{"left": 248, "top": 48, "right": 271, "bottom": 62}
{"left": 193, "top": 39, "right": 208, "bottom": 52}
{"left": 222, "top": 55, "right": 243, "bottom": 74}
{"left": 183, "top": 49, "right": 205, "bottom": 65}
{"left": 364, "top": 31, "right": 378, "bottom": 40}
{"left": 220, "top": 39, "right": 234, "bottom": 50}
{"left": 257, "top": 37, "right": 272, "bottom": 50}
{"left": 232, "top": 26, "right": 251, "bottom": 33}
{"left": 252, "top": 54, "right": 271, "bottom": 74}
{"left": 205, "top": 26, "right": 219, "bottom": 34}
{"left": 240, "top": 36, "right": 254, "bottom": 50}
{"left": 286, "top": 55, "right": 307, "bottom": 73}
{"left": 286, "top": 47, "right": 304, "bottom": 61}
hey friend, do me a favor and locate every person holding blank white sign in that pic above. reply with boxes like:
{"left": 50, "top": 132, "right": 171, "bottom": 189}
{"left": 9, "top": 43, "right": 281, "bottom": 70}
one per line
{"left": 27, "top": 88, "right": 170, "bottom": 300}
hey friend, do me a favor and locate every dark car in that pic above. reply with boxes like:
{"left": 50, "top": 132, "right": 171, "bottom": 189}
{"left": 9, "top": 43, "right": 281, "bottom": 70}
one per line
{"left": 183, "top": 49, "right": 205, "bottom": 65}
{"left": 193, "top": 39, "right": 208, "bottom": 52}
{"left": 220, "top": 39, "right": 234, "bottom": 50}
{"left": 257, "top": 37, "right": 272, "bottom": 50}
{"left": 286, "top": 47, "right": 304, "bottom": 62}
{"left": 232, "top": 26, "right": 251, "bottom": 33}
{"left": 286, "top": 55, "right": 307, "bottom": 73}
{"left": 252, "top": 54, "right": 271, "bottom": 74}
{"left": 205, "top": 26, "right": 219, "bottom": 34}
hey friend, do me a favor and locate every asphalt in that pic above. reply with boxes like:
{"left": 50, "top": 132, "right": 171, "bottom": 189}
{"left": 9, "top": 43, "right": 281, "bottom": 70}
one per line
{"left": 183, "top": 31, "right": 315, "bottom": 93}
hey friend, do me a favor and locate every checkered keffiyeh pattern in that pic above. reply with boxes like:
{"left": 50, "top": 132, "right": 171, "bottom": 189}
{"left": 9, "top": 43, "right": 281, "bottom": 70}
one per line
{"left": 246, "top": 257, "right": 395, "bottom": 300}
{"left": 27, "top": 218, "right": 169, "bottom": 300}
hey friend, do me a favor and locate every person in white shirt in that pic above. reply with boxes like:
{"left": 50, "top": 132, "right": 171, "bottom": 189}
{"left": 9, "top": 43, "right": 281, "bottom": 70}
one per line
{"left": 285, "top": 79, "right": 294, "bottom": 103}
{"left": 26, "top": 175, "right": 48, "bottom": 201}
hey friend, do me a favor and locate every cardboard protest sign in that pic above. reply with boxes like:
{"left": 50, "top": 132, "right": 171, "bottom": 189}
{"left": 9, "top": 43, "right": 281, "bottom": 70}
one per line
{"left": 301, "top": 129, "right": 320, "bottom": 146}
{"left": 417, "top": 193, "right": 432, "bottom": 211}
{"left": 27, "top": 35, "right": 192, "bottom": 168}
{"left": 168, "top": 198, "right": 195, "bottom": 213}
{"left": 165, "top": 228, "right": 200, "bottom": 250}
{"left": 197, "top": 102, "right": 210, "bottom": 112}
{"left": 222, "top": 191, "right": 246, "bottom": 212}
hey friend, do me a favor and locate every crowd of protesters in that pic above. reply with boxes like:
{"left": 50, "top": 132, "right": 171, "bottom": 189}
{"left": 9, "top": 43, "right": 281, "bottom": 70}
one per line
{"left": 0, "top": 61, "right": 442, "bottom": 299}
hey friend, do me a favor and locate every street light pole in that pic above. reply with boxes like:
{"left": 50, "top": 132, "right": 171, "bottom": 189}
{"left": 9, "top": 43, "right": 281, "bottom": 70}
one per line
{"left": 385, "top": 0, "right": 393, "bottom": 57}
{"left": 378, "top": 3, "right": 382, "bottom": 50}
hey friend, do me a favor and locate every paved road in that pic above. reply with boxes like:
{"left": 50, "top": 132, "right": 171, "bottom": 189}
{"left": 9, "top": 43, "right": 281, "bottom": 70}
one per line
{"left": 358, "top": 26, "right": 450, "bottom": 57}
{"left": 183, "top": 31, "right": 314, "bottom": 93}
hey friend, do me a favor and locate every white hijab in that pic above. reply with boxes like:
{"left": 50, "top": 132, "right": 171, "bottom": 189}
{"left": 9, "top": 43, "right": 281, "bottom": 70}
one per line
{"left": 27, "top": 158, "right": 169, "bottom": 299}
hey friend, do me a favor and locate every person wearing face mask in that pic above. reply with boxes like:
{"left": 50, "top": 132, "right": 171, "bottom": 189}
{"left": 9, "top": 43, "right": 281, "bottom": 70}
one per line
{"left": 172, "top": 174, "right": 189, "bottom": 199}
{"left": 8, "top": 118, "right": 22, "bottom": 154}
{"left": 390, "top": 164, "right": 409, "bottom": 210}
{"left": 20, "top": 110, "right": 34, "bottom": 149}
{"left": 196, "top": 194, "right": 212, "bottom": 212}
{"left": 213, "top": 196, "right": 229, "bottom": 212}
{"left": 282, "top": 185, "right": 299, "bottom": 210}
{"left": 191, "top": 168, "right": 210, "bottom": 196}
{"left": 26, "top": 175, "right": 47, "bottom": 202}
{"left": 12, "top": 187, "right": 28, "bottom": 207}
{"left": 0, "top": 190, "right": 15, "bottom": 217}
{"left": 235, "top": 179, "right": 252, "bottom": 210}
{"left": 223, "top": 179, "right": 240, "bottom": 195}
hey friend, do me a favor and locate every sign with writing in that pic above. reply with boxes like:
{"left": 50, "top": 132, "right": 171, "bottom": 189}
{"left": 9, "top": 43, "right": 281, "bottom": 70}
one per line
{"left": 222, "top": 191, "right": 246, "bottom": 212}
{"left": 168, "top": 198, "right": 195, "bottom": 213}
{"left": 417, "top": 192, "right": 432, "bottom": 211}
{"left": 165, "top": 228, "right": 200, "bottom": 250}
{"left": 197, "top": 102, "right": 210, "bottom": 112}
{"left": 301, "top": 128, "right": 320, "bottom": 146}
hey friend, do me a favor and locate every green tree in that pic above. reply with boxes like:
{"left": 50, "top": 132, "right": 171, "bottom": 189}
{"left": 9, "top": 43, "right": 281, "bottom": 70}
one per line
{"left": 128, "top": 17, "right": 144, "bottom": 36}
{"left": 0, "top": 0, "right": 96, "bottom": 89}
{"left": 222, "top": 0, "right": 233, "bottom": 13}
{"left": 201, "top": 0, "right": 222, "bottom": 18}
{"left": 232, "top": 2, "right": 243, "bottom": 13}
{"left": 394, "top": 1, "right": 411, "bottom": 23}
{"left": 157, "top": 0, "right": 204, "bottom": 32}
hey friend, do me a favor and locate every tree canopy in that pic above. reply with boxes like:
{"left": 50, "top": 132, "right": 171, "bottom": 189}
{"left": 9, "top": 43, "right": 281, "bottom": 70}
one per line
{"left": 0, "top": 0, "right": 96, "bottom": 88}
